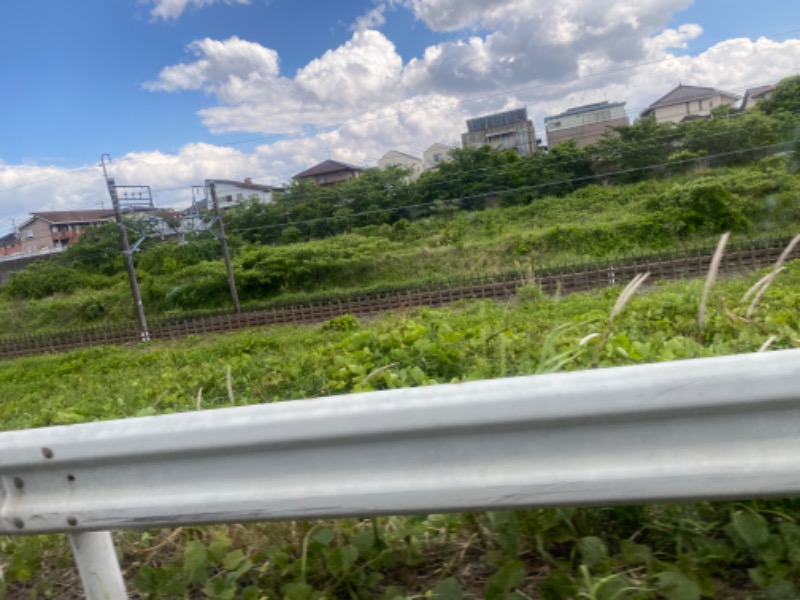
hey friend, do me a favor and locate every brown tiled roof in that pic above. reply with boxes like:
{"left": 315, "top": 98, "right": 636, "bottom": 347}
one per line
{"left": 25, "top": 210, "right": 116, "bottom": 225}
{"left": 293, "top": 160, "right": 364, "bottom": 179}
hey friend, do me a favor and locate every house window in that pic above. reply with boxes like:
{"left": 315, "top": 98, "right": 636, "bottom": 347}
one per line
{"left": 699, "top": 99, "right": 703, "bottom": 110}
{"left": 23, "top": 229, "right": 33, "bottom": 239}
{"left": 685, "top": 102, "right": 691, "bottom": 115}
{"left": 434, "top": 153, "right": 442, "bottom": 162}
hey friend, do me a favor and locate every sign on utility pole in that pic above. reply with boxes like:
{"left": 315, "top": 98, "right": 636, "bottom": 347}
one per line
{"left": 102, "top": 155, "right": 150, "bottom": 342}
{"left": 209, "top": 182, "right": 241, "bottom": 313}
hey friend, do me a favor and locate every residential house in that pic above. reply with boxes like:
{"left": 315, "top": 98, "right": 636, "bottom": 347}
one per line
{"left": 741, "top": 84, "right": 775, "bottom": 110}
{"left": 462, "top": 108, "right": 537, "bottom": 156}
{"left": 208, "top": 178, "right": 281, "bottom": 209}
{"left": 377, "top": 150, "right": 424, "bottom": 180}
{"left": 17, "top": 210, "right": 116, "bottom": 255}
{"left": 422, "top": 143, "right": 453, "bottom": 170}
{"left": 293, "top": 160, "right": 364, "bottom": 187}
{"left": 461, "top": 108, "right": 536, "bottom": 156}
{"left": 124, "top": 209, "right": 186, "bottom": 240}
{"left": 640, "top": 84, "right": 740, "bottom": 123}
{"left": 544, "top": 101, "right": 629, "bottom": 149}
{"left": 0, "top": 232, "right": 21, "bottom": 257}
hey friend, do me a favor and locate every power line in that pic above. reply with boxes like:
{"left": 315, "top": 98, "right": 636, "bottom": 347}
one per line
{"left": 3, "top": 101, "right": 794, "bottom": 238}
{"left": 217, "top": 111, "right": 797, "bottom": 211}
{"left": 0, "top": 70, "right": 794, "bottom": 208}
{"left": 12, "top": 138, "right": 794, "bottom": 267}
{"left": 221, "top": 141, "right": 794, "bottom": 237}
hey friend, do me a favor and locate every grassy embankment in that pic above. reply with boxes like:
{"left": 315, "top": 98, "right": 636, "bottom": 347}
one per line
{"left": 1, "top": 249, "right": 799, "bottom": 598}
{"left": 0, "top": 157, "right": 799, "bottom": 337}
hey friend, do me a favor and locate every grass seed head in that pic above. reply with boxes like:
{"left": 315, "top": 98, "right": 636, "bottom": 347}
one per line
{"left": 698, "top": 232, "right": 730, "bottom": 332}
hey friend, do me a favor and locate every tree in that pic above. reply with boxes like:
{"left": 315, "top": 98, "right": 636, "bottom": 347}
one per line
{"left": 759, "top": 75, "right": 800, "bottom": 115}
{"left": 589, "top": 118, "right": 679, "bottom": 180}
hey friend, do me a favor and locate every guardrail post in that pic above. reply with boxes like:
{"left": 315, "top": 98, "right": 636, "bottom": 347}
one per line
{"left": 68, "top": 531, "right": 127, "bottom": 599}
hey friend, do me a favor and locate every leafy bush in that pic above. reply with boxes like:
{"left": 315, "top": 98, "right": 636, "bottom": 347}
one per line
{"left": 653, "top": 180, "right": 751, "bottom": 236}
{"left": 3, "top": 261, "right": 113, "bottom": 300}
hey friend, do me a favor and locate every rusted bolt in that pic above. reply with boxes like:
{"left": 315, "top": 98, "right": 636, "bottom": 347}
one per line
{"left": 13, "top": 518, "right": 24, "bottom": 530}
{"left": 67, "top": 474, "right": 76, "bottom": 483}
{"left": 66, "top": 516, "right": 78, "bottom": 527}
{"left": 13, "top": 477, "right": 24, "bottom": 490}
{"left": 41, "top": 447, "right": 54, "bottom": 459}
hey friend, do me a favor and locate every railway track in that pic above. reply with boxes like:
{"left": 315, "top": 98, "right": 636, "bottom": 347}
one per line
{"left": 0, "top": 240, "right": 795, "bottom": 360}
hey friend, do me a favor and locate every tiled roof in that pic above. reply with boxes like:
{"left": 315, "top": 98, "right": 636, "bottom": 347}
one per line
{"left": 742, "top": 84, "right": 775, "bottom": 107}
{"left": 294, "top": 160, "right": 364, "bottom": 179}
{"left": 744, "top": 84, "right": 775, "bottom": 99}
{"left": 641, "top": 84, "right": 740, "bottom": 116}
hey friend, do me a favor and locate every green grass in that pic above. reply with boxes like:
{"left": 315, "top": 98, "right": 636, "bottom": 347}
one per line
{"left": 1, "top": 158, "right": 799, "bottom": 337}
{"left": 1, "top": 261, "right": 800, "bottom": 598}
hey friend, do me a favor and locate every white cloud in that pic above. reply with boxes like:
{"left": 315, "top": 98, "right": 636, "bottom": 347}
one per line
{"left": 402, "top": 0, "right": 698, "bottom": 96}
{"left": 3, "top": 0, "right": 800, "bottom": 228}
{"left": 353, "top": 4, "right": 387, "bottom": 32}
{"left": 146, "top": 0, "right": 251, "bottom": 21}
{"left": 144, "top": 37, "right": 280, "bottom": 95}
{"left": 645, "top": 24, "right": 703, "bottom": 54}
{"left": 147, "top": 30, "right": 406, "bottom": 134}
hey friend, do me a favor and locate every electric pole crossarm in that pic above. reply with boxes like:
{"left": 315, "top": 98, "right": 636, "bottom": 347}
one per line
{"left": 102, "top": 155, "right": 150, "bottom": 342}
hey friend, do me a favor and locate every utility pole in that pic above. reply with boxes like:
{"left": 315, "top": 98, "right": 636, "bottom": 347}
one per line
{"left": 208, "top": 182, "right": 241, "bottom": 313}
{"left": 102, "top": 154, "right": 150, "bottom": 341}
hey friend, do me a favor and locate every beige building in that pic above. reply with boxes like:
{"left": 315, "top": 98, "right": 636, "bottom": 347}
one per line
{"left": 17, "top": 210, "right": 116, "bottom": 255}
{"left": 640, "top": 84, "right": 739, "bottom": 123}
{"left": 741, "top": 84, "right": 775, "bottom": 110}
{"left": 377, "top": 150, "right": 424, "bottom": 180}
{"left": 461, "top": 108, "right": 536, "bottom": 156}
{"left": 293, "top": 160, "right": 364, "bottom": 187}
{"left": 422, "top": 143, "right": 452, "bottom": 170}
{"left": 210, "top": 178, "right": 281, "bottom": 208}
{"left": 545, "top": 101, "right": 629, "bottom": 148}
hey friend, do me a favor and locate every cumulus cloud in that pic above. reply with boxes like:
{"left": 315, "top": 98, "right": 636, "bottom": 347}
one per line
{"left": 144, "top": 0, "right": 799, "bottom": 144}
{"left": 402, "top": 0, "right": 697, "bottom": 95}
{"left": 144, "top": 37, "right": 280, "bottom": 96}
{"left": 146, "top": 30, "right": 405, "bottom": 134}
{"left": 146, "top": 0, "right": 251, "bottom": 21}
{"left": 352, "top": 4, "right": 387, "bottom": 32}
{"left": 4, "top": 0, "right": 800, "bottom": 227}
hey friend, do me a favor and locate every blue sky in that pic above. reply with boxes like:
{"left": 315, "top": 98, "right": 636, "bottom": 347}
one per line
{"left": 0, "top": 0, "right": 798, "bottom": 232}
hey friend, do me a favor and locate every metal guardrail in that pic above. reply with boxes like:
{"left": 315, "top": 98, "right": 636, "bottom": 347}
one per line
{"left": 1, "top": 349, "right": 800, "bottom": 597}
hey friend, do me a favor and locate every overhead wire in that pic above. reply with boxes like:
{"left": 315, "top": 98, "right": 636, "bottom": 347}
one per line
{"left": 220, "top": 141, "right": 795, "bottom": 237}
{"left": 0, "top": 25, "right": 797, "bottom": 217}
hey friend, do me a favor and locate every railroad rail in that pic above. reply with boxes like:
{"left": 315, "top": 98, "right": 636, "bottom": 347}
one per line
{"left": 0, "top": 238, "right": 796, "bottom": 360}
